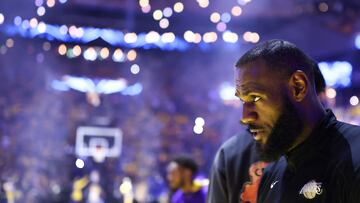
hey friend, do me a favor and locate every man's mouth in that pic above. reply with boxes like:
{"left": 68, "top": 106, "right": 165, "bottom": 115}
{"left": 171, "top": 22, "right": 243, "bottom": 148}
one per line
{"left": 248, "top": 128, "right": 266, "bottom": 141}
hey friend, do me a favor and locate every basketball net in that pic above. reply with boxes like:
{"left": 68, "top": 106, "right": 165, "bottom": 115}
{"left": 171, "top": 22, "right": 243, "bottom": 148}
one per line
{"left": 90, "top": 146, "right": 108, "bottom": 163}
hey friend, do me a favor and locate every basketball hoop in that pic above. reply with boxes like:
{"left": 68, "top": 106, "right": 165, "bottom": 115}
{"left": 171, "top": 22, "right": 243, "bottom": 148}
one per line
{"left": 75, "top": 126, "right": 122, "bottom": 163}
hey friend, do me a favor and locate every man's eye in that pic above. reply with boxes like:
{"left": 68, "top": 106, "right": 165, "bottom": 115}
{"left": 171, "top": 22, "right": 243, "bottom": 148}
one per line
{"left": 252, "top": 96, "right": 261, "bottom": 102}
{"left": 240, "top": 96, "right": 261, "bottom": 104}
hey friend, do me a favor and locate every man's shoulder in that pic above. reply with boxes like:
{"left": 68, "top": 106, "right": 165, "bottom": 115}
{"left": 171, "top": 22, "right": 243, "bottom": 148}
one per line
{"left": 212, "top": 130, "right": 257, "bottom": 171}
{"left": 335, "top": 121, "right": 360, "bottom": 141}
{"left": 219, "top": 131, "right": 255, "bottom": 154}
{"left": 323, "top": 121, "right": 360, "bottom": 200}
{"left": 332, "top": 121, "right": 360, "bottom": 167}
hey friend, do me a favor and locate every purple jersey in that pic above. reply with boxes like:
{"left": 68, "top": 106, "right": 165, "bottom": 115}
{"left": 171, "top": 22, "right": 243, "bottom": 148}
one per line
{"left": 171, "top": 187, "right": 206, "bottom": 203}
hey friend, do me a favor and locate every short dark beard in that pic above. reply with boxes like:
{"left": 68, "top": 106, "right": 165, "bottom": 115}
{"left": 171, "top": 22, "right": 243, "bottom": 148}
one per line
{"left": 256, "top": 96, "right": 304, "bottom": 162}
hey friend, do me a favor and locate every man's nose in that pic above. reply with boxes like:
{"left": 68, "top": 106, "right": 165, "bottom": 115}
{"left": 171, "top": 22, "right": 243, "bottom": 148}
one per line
{"left": 241, "top": 103, "right": 257, "bottom": 124}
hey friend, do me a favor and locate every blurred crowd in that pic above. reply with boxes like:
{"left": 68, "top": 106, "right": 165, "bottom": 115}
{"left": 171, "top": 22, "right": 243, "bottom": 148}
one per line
{"left": 0, "top": 39, "right": 241, "bottom": 202}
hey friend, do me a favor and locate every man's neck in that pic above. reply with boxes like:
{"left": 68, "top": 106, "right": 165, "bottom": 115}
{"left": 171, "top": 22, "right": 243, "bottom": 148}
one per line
{"left": 181, "top": 181, "right": 197, "bottom": 193}
{"left": 289, "top": 104, "right": 326, "bottom": 151}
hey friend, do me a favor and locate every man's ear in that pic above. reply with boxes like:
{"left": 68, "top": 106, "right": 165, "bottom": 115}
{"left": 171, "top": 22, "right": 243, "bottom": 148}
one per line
{"left": 288, "top": 70, "right": 309, "bottom": 102}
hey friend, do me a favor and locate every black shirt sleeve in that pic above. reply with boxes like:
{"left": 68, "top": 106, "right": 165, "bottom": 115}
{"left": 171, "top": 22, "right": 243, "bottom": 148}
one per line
{"left": 207, "top": 148, "right": 229, "bottom": 203}
{"left": 348, "top": 167, "right": 360, "bottom": 202}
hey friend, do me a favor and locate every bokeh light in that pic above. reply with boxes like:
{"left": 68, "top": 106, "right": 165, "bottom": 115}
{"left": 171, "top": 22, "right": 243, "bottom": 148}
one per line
{"left": 37, "top": 22, "right": 47, "bottom": 33}
{"left": 326, "top": 88, "right": 337, "bottom": 99}
{"left": 210, "top": 12, "right": 221, "bottom": 23}
{"left": 174, "top": 2, "right": 184, "bottom": 13}
{"left": 113, "top": 49, "right": 125, "bottom": 62}
{"left": 184, "top": 30, "right": 195, "bottom": 43}
{"left": 124, "top": 33, "right": 138, "bottom": 43}
{"left": 161, "top": 32, "right": 175, "bottom": 43}
{"left": 350, "top": 96, "right": 359, "bottom": 106}
{"left": 216, "top": 22, "right": 227, "bottom": 32}
{"left": 6, "top": 39, "right": 14, "bottom": 48}
{"left": 193, "top": 125, "right": 204, "bottom": 134}
{"left": 42, "top": 42, "right": 51, "bottom": 51}
{"left": 14, "top": 16, "right": 22, "bottom": 26}
{"left": 75, "top": 159, "right": 85, "bottom": 169}
{"left": 130, "top": 64, "right": 140, "bottom": 75}
{"left": 163, "top": 7, "right": 173, "bottom": 18}
{"left": 72, "top": 45, "right": 82, "bottom": 57}
{"left": 58, "top": 44, "right": 67, "bottom": 55}
{"left": 83, "top": 47, "right": 97, "bottom": 61}
{"left": 145, "top": 31, "right": 160, "bottom": 43}
{"left": 100, "top": 47, "right": 110, "bottom": 59}
{"left": 29, "top": 18, "right": 39, "bottom": 28}
{"left": 127, "top": 50, "right": 137, "bottom": 61}
{"left": 231, "top": 6, "right": 243, "bottom": 16}
{"left": 195, "top": 117, "right": 205, "bottom": 126}
{"left": 203, "top": 32, "right": 218, "bottom": 43}
{"left": 0, "top": 13, "right": 4, "bottom": 25}
{"left": 159, "top": 18, "right": 169, "bottom": 29}
{"left": 47, "top": 0, "right": 56, "bottom": 8}
{"left": 221, "top": 13, "right": 231, "bottom": 23}
{"left": 37, "top": 6, "right": 46, "bottom": 16}
{"left": 153, "top": 10, "right": 163, "bottom": 20}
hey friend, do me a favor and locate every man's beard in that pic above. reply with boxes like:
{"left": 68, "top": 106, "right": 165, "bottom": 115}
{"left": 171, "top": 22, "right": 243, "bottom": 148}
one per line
{"left": 255, "top": 96, "right": 304, "bottom": 162}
